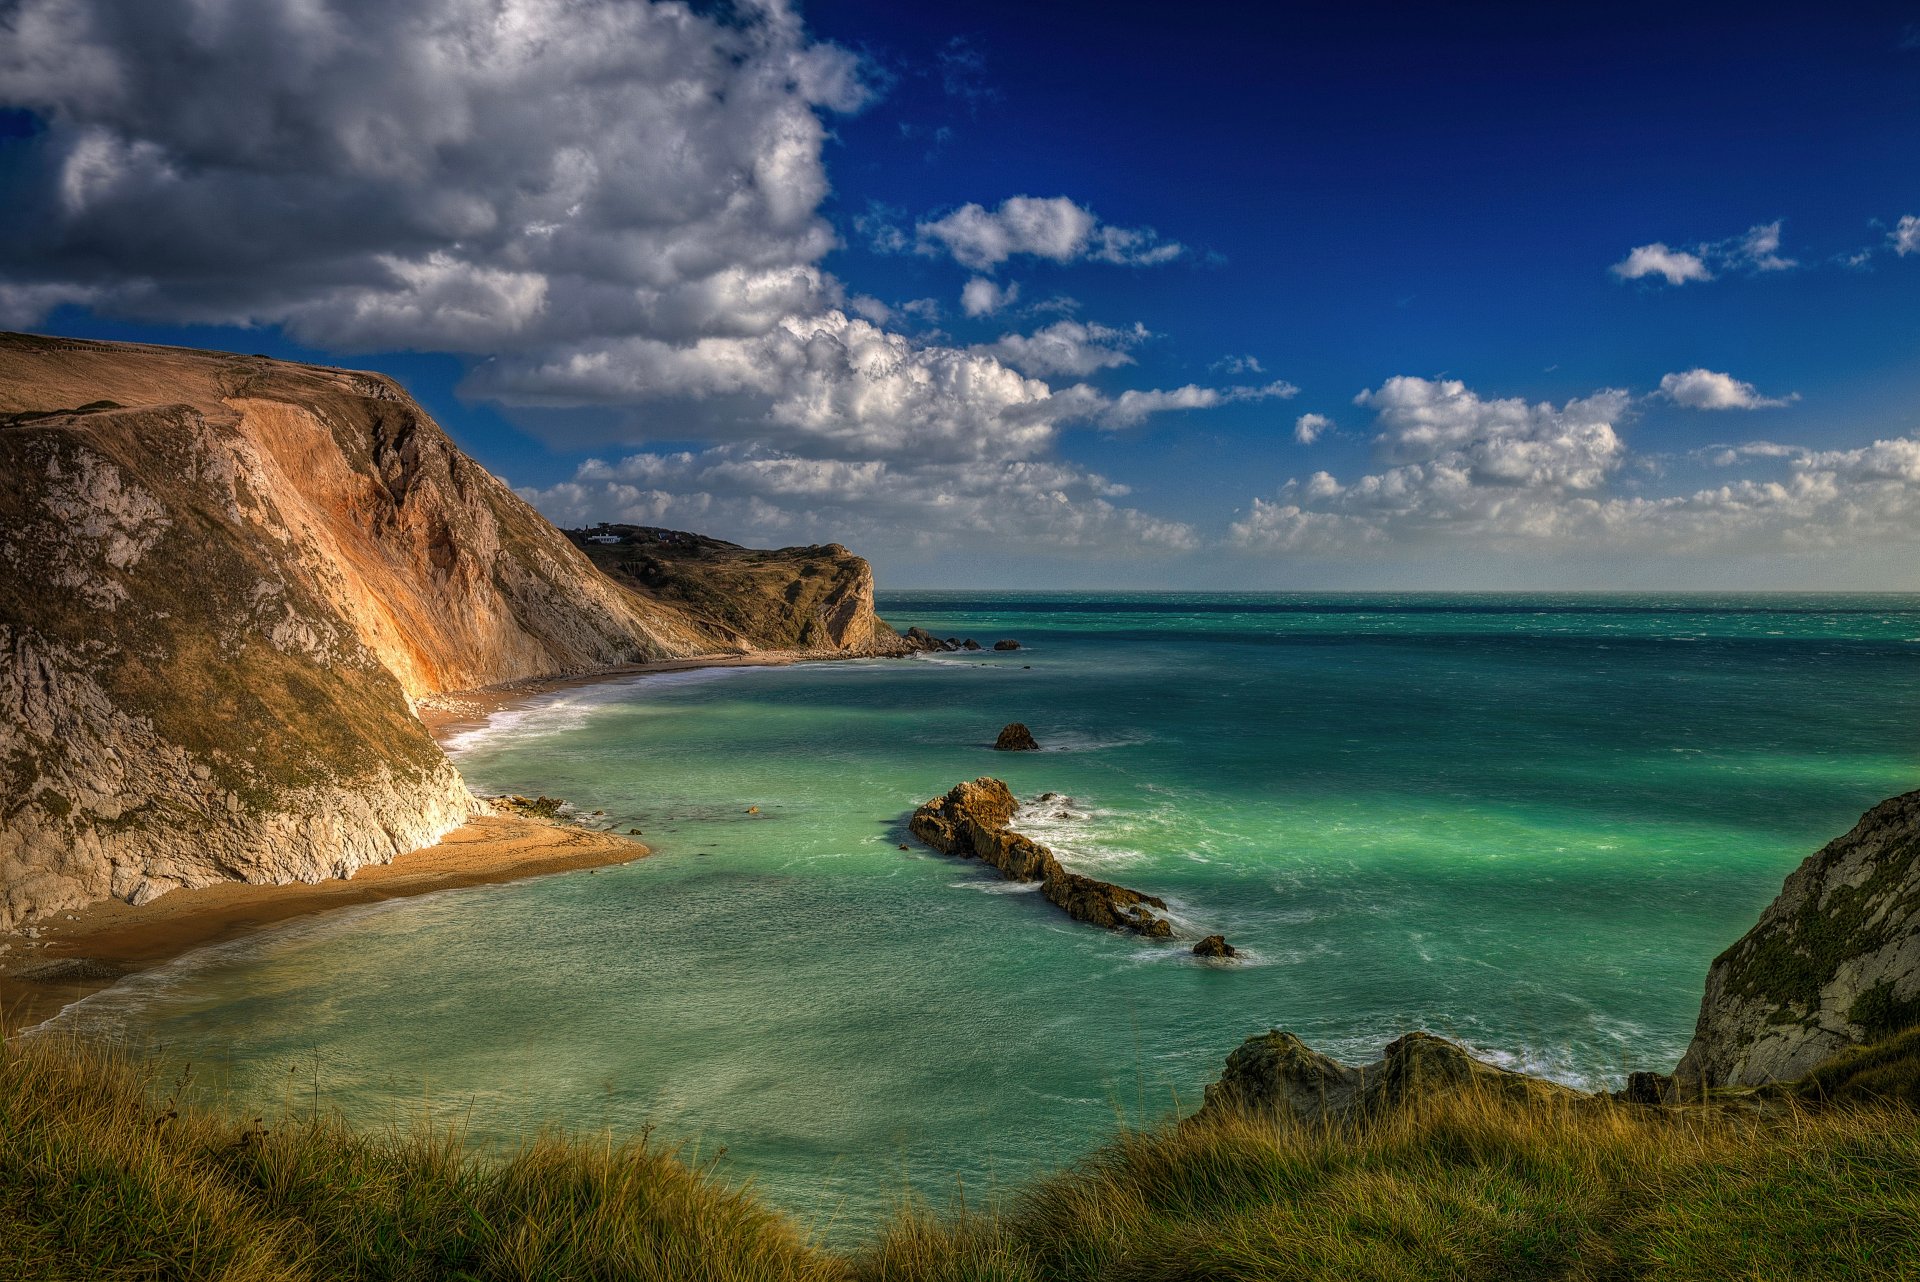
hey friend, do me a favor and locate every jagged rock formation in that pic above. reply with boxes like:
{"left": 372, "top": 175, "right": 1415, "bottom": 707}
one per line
{"left": 0, "top": 333, "right": 902, "bottom": 928}
{"left": 908, "top": 778, "right": 1183, "bottom": 939}
{"left": 994, "top": 723, "right": 1039, "bottom": 751}
{"left": 1673, "top": 789, "right": 1920, "bottom": 1092}
{"left": 1193, "top": 934, "right": 1237, "bottom": 958}
{"left": 1201, "top": 1029, "right": 1584, "bottom": 1123}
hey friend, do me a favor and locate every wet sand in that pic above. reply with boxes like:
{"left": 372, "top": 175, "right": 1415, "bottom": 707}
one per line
{"left": 1, "top": 815, "right": 645, "bottom": 1030}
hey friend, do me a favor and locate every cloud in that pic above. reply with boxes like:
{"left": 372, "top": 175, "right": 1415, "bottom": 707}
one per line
{"left": 912, "top": 195, "right": 1184, "bottom": 271}
{"left": 1089, "top": 379, "right": 1298, "bottom": 428}
{"left": 1892, "top": 215, "right": 1920, "bottom": 256}
{"left": 1611, "top": 243, "right": 1711, "bottom": 285}
{"left": 1610, "top": 220, "right": 1797, "bottom": 285}
{"left": 1738, "top": 221, "right": 1795, "bottom": 272}
{"left": 1211, "top": 354, "right": 1263, "bottom": 376}
{"left": 520, "top": 447, "right": 1200, "bottom": 556}
{"left": 1657, "top": 368, "right": 1795, "bottom": 410}
{"left": 1233, "top": 374, "right": 1920, "bottom": 560}
{"left": 0, "top": 0, "right": 874, "bottom": 353}
{"left": 960, "top": 276, "right": 1018, "bottom": 317}
{"left": 0, "top": 0, "right": 1282, "bottom": 558}
{"left": 1294, "top": 412, "right": 1331, "bottom": 444}
{"left": 975, "top": 319, "right": 1148, "bottom": 377}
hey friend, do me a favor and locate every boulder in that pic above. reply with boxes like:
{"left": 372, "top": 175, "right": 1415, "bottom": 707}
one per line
{"left": 962, "top": 638, "right": 983, "bottom": 651}
{"left": 1192, "top": 934, "right": 1238, "bottom": 958}
{"left": 903, "top": 626, "right": 959, "bottom": 653}
{"left": 994, "top": 722, "right": 1040, "bottom": 751}
{"left": 1202, "top": 1029, "right": 1585, "bottom": 1123}
{"left": 1673, "top": 789, "right": 1920, "bottom": 1093}
{"left": 993, "top": 639, "right": 1021, "bottom": 651}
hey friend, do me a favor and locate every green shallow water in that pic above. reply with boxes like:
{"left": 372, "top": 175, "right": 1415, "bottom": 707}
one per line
{"left": 55, "top": 593, "right": 1920, "bottom": 1231}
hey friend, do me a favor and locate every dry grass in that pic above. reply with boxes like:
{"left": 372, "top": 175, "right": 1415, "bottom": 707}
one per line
{"left": 855, "top": 1079, "right": 1920, "bottom": 1282}
{"left": 0, "top": 1030, "right": 844, "bottom": 1281}
{"left": 2, "top": 1027, "right": 1916, "bottom": 1281}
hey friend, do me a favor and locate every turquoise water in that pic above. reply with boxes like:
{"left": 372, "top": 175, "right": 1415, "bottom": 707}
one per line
{"left": 57, "top": 593, "right": 1920, "bottom": 1231}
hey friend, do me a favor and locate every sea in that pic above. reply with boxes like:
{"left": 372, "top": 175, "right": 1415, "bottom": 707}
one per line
{"left": 47, "top": 592, "right": 1920, "bottom": 1232}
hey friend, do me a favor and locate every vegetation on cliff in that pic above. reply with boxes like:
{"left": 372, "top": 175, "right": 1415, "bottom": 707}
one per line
{"left": 2, "top": 1024, "right": 1915, "bottom": 1281}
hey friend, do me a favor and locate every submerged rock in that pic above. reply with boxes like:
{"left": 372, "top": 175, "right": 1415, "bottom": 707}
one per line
{"left": 1193, "top": 934, "right": 1238, "bottom": 959}
{"left": 994, "top": 722, "right": 1040, "bottom": 751}
{"left": 1202, "top": 1029, "right": 1585, "bottom": 1123}
{"left": 908, "top": 777, "right": 1178, "bottom": 939}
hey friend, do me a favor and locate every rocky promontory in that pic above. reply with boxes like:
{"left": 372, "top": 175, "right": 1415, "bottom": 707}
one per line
{"left": 1673, "top": 788, "right": 1920, "bottom": 1093}
{"left": 908, "top": 777, "right": 1184, "bottom": 939}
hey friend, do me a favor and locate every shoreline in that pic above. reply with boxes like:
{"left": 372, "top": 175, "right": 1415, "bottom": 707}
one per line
{"left": 414, "top": 648, "right": 867, "bottom": 738}
{"left": 0, "top": 815, "right": 648, "bottom": 1031}
{"left": 2, "top": 646, "right": 883, "bottom": 1034}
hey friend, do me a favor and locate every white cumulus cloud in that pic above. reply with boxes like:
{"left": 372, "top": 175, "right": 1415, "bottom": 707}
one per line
{"left": 960, "top": 276, "right": 1019, "bottom": 317}
{"left": 1294, "top": 412, "right": 1332, "bottom": 444}
{"left": 1612, "top": 243, "right": 1711, "bottom": 285}
{"left": 912, "top": 195, "right": 1184, "bottom": 271}
{"left": 1892, "top": 215, "right": 1920, "bottom": 256}
{"left": 1658, "top": 368, "right": 1795, "bottom": 410}
{"left": 975, "top": 319, "right": 1149, "bottom": 377}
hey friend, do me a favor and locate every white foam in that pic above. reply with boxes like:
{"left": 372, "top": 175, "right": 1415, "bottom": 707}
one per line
{"left": 439, "top": 667, "right": 752, "bottom": 758}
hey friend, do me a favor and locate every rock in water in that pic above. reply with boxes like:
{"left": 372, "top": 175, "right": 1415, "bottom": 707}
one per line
{"left": 1673, "top": 789, "right": 1920, "bottom": 1092}
{"left": 1193, "top": 934, "right": 1238, "bottom": 958}
{"left": 994, "top": 722, "right": 1040, "bottom": 751}
{"left": 907, "top": 777, "right": 1176, "bottom": 938}
{"left": 992, "top": 639, "right": 1021, "bottom": 651}
{"left": 1202, "top": 1029, "right": 1585, "bottom": 1123}
{"left": 962, "top": 638, "right": 984, "bottom": 651}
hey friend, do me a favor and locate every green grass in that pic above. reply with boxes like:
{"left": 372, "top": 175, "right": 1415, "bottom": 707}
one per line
{"left": 2, "top": 1029, "right": 1916, "bottom": 1281}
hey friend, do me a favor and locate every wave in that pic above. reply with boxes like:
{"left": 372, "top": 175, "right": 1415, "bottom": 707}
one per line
{"left": 439, "top": 667, "right": 752, "bottom": 757}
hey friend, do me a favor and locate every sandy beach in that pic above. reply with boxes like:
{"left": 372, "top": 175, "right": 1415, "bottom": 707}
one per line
{"left": 0, "top": 814, "right": 646, "bottom": 1031}
{"left": 1, "top": 648, "right": 872, "bottom": 1033}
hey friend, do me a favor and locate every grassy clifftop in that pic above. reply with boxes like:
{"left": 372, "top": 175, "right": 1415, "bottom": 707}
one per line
{"left": 3, "top": 1026, "right": 1914, "bottom": 1281}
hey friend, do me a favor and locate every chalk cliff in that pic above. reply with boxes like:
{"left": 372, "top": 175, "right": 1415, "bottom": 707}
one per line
{"left": 0, "top": 333, "right": 901, "bottom": 928}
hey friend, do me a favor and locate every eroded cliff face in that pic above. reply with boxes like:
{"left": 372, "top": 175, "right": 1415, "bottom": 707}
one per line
{"left": 1674, "top": 790, "right": 1920, "bottom": 1091}
{"left": 0, "top": 334, "right": 899, "bottom": 927}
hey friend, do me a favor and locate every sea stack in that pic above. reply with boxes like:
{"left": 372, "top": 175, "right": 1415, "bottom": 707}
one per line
{"left": 994, "top": 722, "right": 1040, "bottom": 751}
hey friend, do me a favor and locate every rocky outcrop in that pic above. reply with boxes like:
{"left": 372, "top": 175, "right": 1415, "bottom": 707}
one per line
{"left": 908, "top": 778, "right": 1179, "bottom": 938}
{"left": 0, "top": 333, "right": 901, "bottom": 928}
{"left": 994, "top": 723, "right": 1040, "bottom": 751}
{"left": 992, "top": 640, "right": 1021, "bottom": 651}
{"left": 1193, "top": 934, "right": 1237, "bottom": 959}
{"left": 1201, "top": 1029, "right": 1585, "bottom": 1123}
{"left": 1673, "top": 790, "right": 1920, "bottom": 1093}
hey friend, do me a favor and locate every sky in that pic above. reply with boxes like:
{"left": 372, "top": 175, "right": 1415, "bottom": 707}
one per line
{"left": 3, "top": 0, "right": 1919, "bottom": 589}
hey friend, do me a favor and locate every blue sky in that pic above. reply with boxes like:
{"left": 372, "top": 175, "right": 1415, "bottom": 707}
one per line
{"left": 3, "top": 0, "right": 1919, "bottom": 587}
